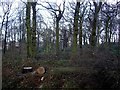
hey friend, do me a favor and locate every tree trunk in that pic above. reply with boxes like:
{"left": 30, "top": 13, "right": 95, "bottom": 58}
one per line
{"left": 118, "top": 24, "right": 120, "bottom": 46}
{"left": 79, "top": 17, "right": 82, "bottom": 48}
{"left": 72, "top": 2, "right": 80, "bottom": 53}
{"left": 3, "top": 31, "right": 7, "bottom": 54}
{"left": 91, "top": 14, "right": 97, "bottom": 47}
{"left": 68, "top": 24, "right": 72, "bottom": 47}
{"left": 97, "top": 25, "right": 100, "bottom": 46}
{"left": 3, "top": 13, "right": 9, "bottom": 54}
{"left": 118, "top": 24, "right": 120, "bottom": 57}
{"left": 105, "top": 18, "right": 109, "bottom": 43}
{"left": 63, "top": 29, "right": 68, "bottom": 50}
{"left": 83, "top": 34, "right": 86, "bottom": 45}
{"left": 104, "top": 16, "right": 111, "bottom": 48}
{"left": 37, "top": 34, "right": 40, "bottom": 49}
{"left": 19, "top": 12, "right": 22, "bottom": 56}
{"left": 22, "top": 8, "right": 25, "bottom": 41}
{"left": 26, "top": 1, "right": 32, "bottom": 58}
{"left": 0, "top": 12, "right": 7, "bottom": 43}
{"left": 90, "top": 2, "right": 102, "bottom": 47}
{"left": 108, "top": 20, "right": 112, "bottom": 44}
{"left": 32, "top": 2, "right": 37, "bottom": 58}
{"left": 56, "top": 20, "right": 59, "bottom": 56}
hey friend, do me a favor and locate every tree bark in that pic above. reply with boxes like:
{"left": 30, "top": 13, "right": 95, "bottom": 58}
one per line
{"left": 105, "top": 17, "right": 110, "bottom": 43}
{"left": 63, "top": 29, "right": 68, "bottom": 50}
{"left": 26, "top": 1, "right": 32, "bottom": 58}
{"left": 3, "top": 13, "right": 9, "bottom": 54}
{"left": 90, "top": 2, "right": 102, "bottom": 47}
{"left": 72, "top": 2, "right": 80, "bottom": 53}
{"left": 0, "top": 12, "right": 7, "bottom": 43}
{"left": 31, "top": 2, "right": 37, "bottom": 58}
{"left": 22, "top": 8, "right": 25, "bottom": 41}
{"left": 79, "top": 17, "right": 82, "bottom": 48}
{"left": 56, "top": 20, "right": 59, "bottom": 55}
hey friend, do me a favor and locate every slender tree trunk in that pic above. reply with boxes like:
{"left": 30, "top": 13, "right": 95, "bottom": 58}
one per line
{"left": 108, "top": 28, "right": 112, "bottom": 44}
{"left": 83, "top": 35, "right": 85, "bottom": 45}
{"left": 3, "top": 13, "right": 9, "bottom": 54}
{"left": 72, "top": 2, "right": 80, "bottom": 53}
{"left": 0, "top": 13, "right": 7, "bottom": 43}
{"left": 79, "top": 18, "right": 82, "bottom": 48}
{"left": 10, "top": 23, "right": 14, "bottom": 41}
{"left": 19, "top": 13, "right": 22, "bottom": 55}
{"left": 118, "top": 24, "right": 120, "bottom": 46}
{"left": 56, "top": 20, "right": 59, "bottom": 55}
{"left": 22, "top": 8, "right": 25, "bottom": 41}
{"left": 63, "top": 29, "right": 68, "bottom": 50}
{"left": 31, "top": 2, "right": 37, "bottom": 58}
{"left": 91, "top": 14, "right": 97, "bottom": 47}
{"left": 37, "top": 34, "right": 40, "bottom": 49}
{"left": 14, "top": 23, "right": 16, "bottom": 42}
{"left": 118, "top": 24, "right": 120, "bottom": 57}
{"left": 108, "top": 21, "right": 112, "bottom": 44}
{"left": 3, "top": 31, "right": 7, "bottom": 54}
{"left": 105, "top": 19, "right": 109, "bottom": 43}
{"left": 105, "top": 17, "right": 111, "bottom": 48}
{"left": 68, "top": 24, "right": 72, "bottom": 47}
{"left": 26, "top": 1, "right": 32, "bottom": 58}
{"left": 97, "top": 25, "right": 100, "bottom": 46}
{"left": 90, "top": 2, "right": 102, "bottom": 47}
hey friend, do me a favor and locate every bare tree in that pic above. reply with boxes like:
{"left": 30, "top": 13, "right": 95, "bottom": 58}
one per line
{"left": 31, "top": 1, "right": 37, "bottom": 58}
{"left": 0, "top": 1, "right": 13, "bottom": 54}
{"left": 72, "top": 2, "right": 80, "bottom": 53}
{"left": 89, "top": 0, "right": 102, "bottom": 47}
{"left": 26, "top": 0, "right": 32, "bottom": 58}
{"left": 37, "top": 1, "right": 65, "bottom": 56}
{"left": 79, "top": 2, "right": 87, "bottom": 49}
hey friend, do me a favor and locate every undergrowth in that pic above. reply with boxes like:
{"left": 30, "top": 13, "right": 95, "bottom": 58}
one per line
{"left": 2, "top": 46, "right": 120, "bottom": 89}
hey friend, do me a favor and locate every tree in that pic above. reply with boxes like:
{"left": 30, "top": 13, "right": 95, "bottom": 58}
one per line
{"left": 79, "top": 2, "right": 87, "bottom": 49}
{"left": 0, "top": 2, "right": 10, "bottom": 42}
{"left": 31, "top": 1, "right": 37, "bottom": 58}
{"left": 26, "top": 1, "right": 32, "bottom": 58}
{"left": 0, "top": 1, "right": 13, "bottom": 54}
{"left": 90, "top": 1, "right": 102, "bottom": 47}
{"left": 3, "top": 12, "right": 9, "bottom": 54}
{"left": 116, "top": 1, "right": 120, "bottom": 57}
{"left": 38, "top": 1, "right": 65, "bottom": 57}
{"left": 101, "top": 3, "right": 117, "bottom": 45}
{"left": 72, "top": 2, "right": 80, "bottom": 53}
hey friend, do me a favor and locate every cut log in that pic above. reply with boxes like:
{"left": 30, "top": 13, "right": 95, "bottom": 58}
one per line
{"left": 36, "top": 67, "right": 45, "bottom": 75}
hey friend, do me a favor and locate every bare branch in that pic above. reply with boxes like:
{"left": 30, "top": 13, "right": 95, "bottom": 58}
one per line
{"left": 20, "top": 0, "right": 27, "bottom": 5}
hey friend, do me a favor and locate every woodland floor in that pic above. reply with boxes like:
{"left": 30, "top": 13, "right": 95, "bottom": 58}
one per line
{"left": 2, "top": 46, "right": 120, "bottom": 89}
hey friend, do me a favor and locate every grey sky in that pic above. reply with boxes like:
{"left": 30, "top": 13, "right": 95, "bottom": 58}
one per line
{"left": 0, "top": 0, "right": 119, "bottom": 31}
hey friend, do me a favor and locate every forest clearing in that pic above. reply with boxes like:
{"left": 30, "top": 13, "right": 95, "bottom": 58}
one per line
{"left": 0, "top": 0, "right": 120, "bottom": 89}
{"left": 2, "top": 44, "right": 120, "bottom": 88}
